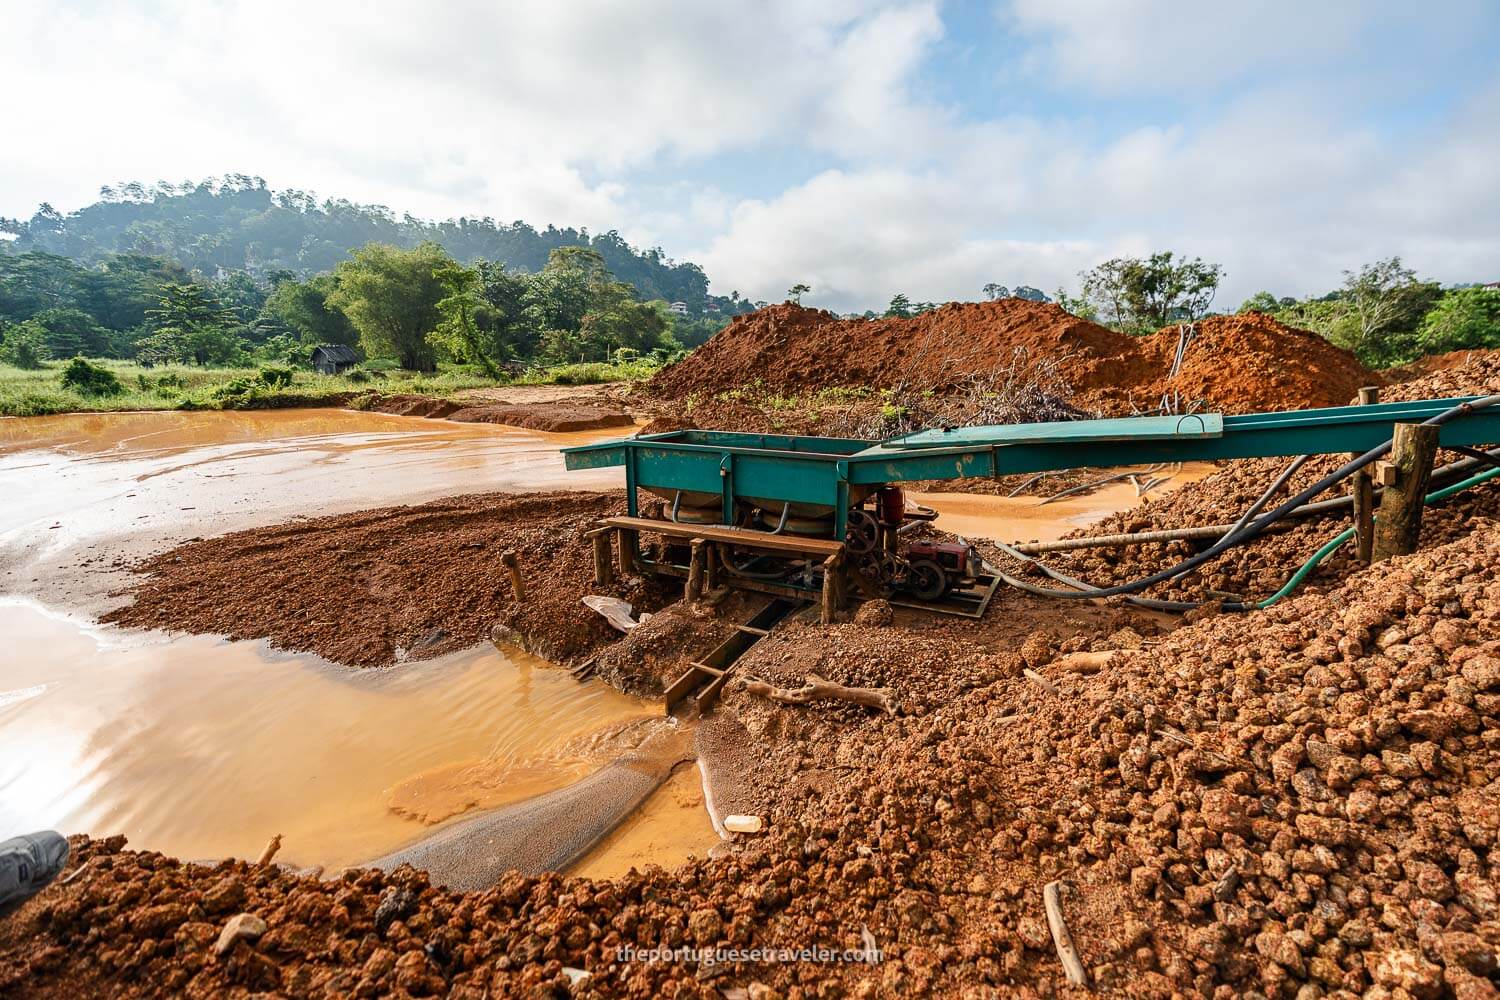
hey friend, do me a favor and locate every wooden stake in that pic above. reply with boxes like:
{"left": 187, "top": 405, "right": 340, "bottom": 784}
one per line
{"left": 1372, "top": 422, "right": 1439, "bottom": 562}
{"left": 821, "top": 552, "right": 842, "bottom": 624}
{"left": 1352, "top": 386, "right": 1379, "bottom": 561}
{"left": 1043, "top": 880, "right": 1091, "bottom": 988}
{"left": 686, "top": 538, "right": 706, "bottom": 601}
{"left": 592, "top": 531, "right": 613, "bottom": 587}
{"left": 501, "top": 549, "right": 526, "bottom": 601}
{"left": 705, "top": 541, "right": 719, "bottom": 592}
{"left": 256, "top": 833, "right": 282, "bottom": 866}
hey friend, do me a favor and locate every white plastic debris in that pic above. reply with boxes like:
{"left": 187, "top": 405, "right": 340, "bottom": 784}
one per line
{"left": 724, "top": 814, "right": 764, "bottom": 834}
{"left": 581, "top": 595, "right": 651, "bottom": 632}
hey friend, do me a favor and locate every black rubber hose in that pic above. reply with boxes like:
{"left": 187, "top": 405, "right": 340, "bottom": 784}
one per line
{"left": 1218, "top": 454, "right": 1309, "bottom": 543}
{"left": 1006, "top": 394, "right": 1500, "bottom": 600}
{"left": 1444, "top": 444, "right": 1500, "bottom": 470}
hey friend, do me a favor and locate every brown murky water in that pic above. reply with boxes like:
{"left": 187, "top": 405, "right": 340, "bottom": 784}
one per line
{"left": 0, "top": 409, "right": 719, "bottom": 874}
{"left": 911, "top": 463, "right": 1219, "bottom": 543}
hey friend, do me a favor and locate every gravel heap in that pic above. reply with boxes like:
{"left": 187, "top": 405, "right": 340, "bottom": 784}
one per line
{"left": 7, "top": 526, "right": 1497, "bottom": 998}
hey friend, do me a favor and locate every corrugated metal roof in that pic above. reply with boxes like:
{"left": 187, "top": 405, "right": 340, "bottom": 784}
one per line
{"left": 311, "top": 344, "right": 361, "bottom": 364}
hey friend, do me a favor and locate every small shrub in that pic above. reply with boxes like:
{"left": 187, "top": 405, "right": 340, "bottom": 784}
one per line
{"left": 257, "top": 366, "right": 294, "bottom": 389}
{"left": 59, "top": 357, "right": 123, "bottom": 396}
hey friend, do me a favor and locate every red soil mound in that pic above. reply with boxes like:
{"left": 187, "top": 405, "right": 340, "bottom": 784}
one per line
{"left": 650, "top": 302, "right": 1374, "bottom": 415}
{"left": 649, "top": 300, "right": 1134, "bottom": 398}
{"left": 1116, "top": 312, "right": 1375, "bottom": 414}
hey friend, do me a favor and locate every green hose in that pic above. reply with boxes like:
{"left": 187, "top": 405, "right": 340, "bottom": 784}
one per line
{"left": 1255, "top": 465, "right": 1500, "bottom": 608}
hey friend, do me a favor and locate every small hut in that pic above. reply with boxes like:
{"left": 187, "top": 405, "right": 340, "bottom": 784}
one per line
{"left": 310, "top": 344, "right": 361, "bottom": 375}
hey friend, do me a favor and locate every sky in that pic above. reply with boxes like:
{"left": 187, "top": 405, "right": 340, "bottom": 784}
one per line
{"left": 3, "top": 0, "right": 1498, "bottom": 312}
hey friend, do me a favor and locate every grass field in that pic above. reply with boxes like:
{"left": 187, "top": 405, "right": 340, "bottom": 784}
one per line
{"left": 0, "top": 357, "right": 664, "bottom": 417}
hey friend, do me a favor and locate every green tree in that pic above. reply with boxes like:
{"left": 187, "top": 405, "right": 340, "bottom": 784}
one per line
{"left": 885, "top": 293, "right": 913, "bottom": 319}
{"left": 1052, "top": 287, "right": 1098, "bottom": 322}
{"left": 0, "top": 320, "right": 49, "bottom": 368}
{"left": 1079, "top": 252, "right": 1224, "bottom": 331}
{"left": 1331, "top": 257, "right": 1443, "bottom": 366}
{"left": 133, "top": 282, "right": 244, "bottom": 365}
{"left": 787, "top": 283, "right": 810, "bottom": 304}
{"left": 1239, "top": 291, "right": 1280, "bottom": 313}
{"left": 329, "top": 242, "right": 448, "bottom": 371}
{"left": 429, "top": 260, "right": 500, "bottom": 376}
{"left": 1415, "top": 286, "right": 1500, "bottom": 356}
{"left": 262, "top": 274, "right": 358, "bottom": 347}
{"left": 29, "top": 307, "right": 110, "bottom": 357}
{"left": 982, "top": 283, "right": 1009, "bottom": 300}
{"left": 475, "top": 261, "right": 538, "bottom": 361}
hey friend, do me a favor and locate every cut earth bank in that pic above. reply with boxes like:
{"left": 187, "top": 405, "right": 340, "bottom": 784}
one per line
{"left": 3, "top": 351, "right": 1497, "bottom": 997}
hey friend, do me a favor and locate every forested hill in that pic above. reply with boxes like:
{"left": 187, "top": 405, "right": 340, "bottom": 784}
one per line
{"left": 0, "top": 175, "right": 710, "bottom": 307}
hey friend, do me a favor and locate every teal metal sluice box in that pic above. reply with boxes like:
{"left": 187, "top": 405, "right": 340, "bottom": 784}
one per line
{"left": 563, "top": 397, "right": 1500, "bottom": 542}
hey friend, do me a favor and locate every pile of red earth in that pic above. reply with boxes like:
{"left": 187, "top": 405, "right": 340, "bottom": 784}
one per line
{"left": 358, "top": 393, "right": 634, "bottom": 432}
{"left": 102, "top": 491, "right": 667, "bottom": 668}
{"left": 7, "top": 527, "right": 1498, "bottom": 997}
{"left": 1036, "top": 352, "right": 1500, "bottom": 605}
{"left": 648, "top": 302, "right": 1372, "bottom": 416}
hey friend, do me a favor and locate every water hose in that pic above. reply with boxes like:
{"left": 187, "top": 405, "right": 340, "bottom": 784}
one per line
{"left": 1252, "top": 463, "right": 1500, "bottom": 608}
{"left": 1219, "top": 454, "right": 1309, "bottom": 543}
{"left": 991, "top": 463, "right": 1500, "bottom": 612}
{"left": 1003, "top": 394, "right": 1500, "bottom": 599}
{"left": 1012, "top": 446, "right": 1500, "bottom": 555}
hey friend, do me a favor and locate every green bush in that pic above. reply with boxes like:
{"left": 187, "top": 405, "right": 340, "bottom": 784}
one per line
{"left": 257, "top": 366, "right": 294, "bottom": 388}
{"left": 59, "top": 357, "right": 124, "bottom": 396}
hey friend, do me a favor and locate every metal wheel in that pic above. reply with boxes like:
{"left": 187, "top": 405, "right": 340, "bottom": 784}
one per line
{"left": 903, "top": 558, "right": 949, "bottom": 601}
{"left": 845, "top": 509, "right": 880, "bottom": 554}
{"left": 853, "top": 549, "right": 900, "bottom": 596}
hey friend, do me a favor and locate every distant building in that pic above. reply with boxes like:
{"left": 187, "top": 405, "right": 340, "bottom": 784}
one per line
{"left": 310, "top": 344, "right": 361, "bottom": 375}
{"left": 668, "top": 301, "right": 689, "bottom": 316}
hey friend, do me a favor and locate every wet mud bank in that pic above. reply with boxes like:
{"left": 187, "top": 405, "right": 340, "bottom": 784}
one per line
{"left": 102, "top": 490, "right": 671, "bottom": 668}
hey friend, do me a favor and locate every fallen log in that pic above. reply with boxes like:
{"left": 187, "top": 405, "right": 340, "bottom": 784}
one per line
{"left": 736, "top": 673, "right": 896, "bottom": 715}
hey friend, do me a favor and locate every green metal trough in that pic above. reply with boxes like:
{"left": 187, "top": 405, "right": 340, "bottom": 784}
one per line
{"left": 562, "top": 396, "right": 1500, "bottom": 540}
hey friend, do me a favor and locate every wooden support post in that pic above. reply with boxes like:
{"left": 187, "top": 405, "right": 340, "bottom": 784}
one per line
{"left": 1372, "top": 422, "right": 1439, "bottom": 562}
{"left": 617, "top": 528, "right": 639, "bottom": 578}
{"left": 821, "top": 552, "right": 842, "bottom": 624}
{"left": 686, "top": 538, "right": 706, "bottom": 601}
{"left": 501, "top": 549, "right": 526, "bottom": 601}
{"left": 1352, "top": 386, "right": 1379, "bottom": 562}
{"left": 592, "top": 530, "right": 613, "bottom": 587}
{"left": 704, "top": 541, "right": 719, "bottom": 592}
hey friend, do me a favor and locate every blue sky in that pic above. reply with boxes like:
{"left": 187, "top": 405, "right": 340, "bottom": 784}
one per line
{"left": 4, "top": 1, "right": 1498, "bottom": 311}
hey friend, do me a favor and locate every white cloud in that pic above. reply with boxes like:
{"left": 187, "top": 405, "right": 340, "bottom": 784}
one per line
{"left": 1, "top": 0, "right": 1497, "bottom": 315}
{"left": 0, "top": 0, "right": 937, "bottom": 226}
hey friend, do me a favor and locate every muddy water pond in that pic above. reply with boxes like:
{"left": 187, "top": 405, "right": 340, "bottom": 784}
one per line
{"left": 0, "top": 408, "right": 719, "bottom": 876}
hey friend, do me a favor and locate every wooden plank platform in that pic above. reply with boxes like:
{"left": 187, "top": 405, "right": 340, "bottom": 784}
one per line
{"left": 602, "top": 516, "right": 844, "bottom": 556}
